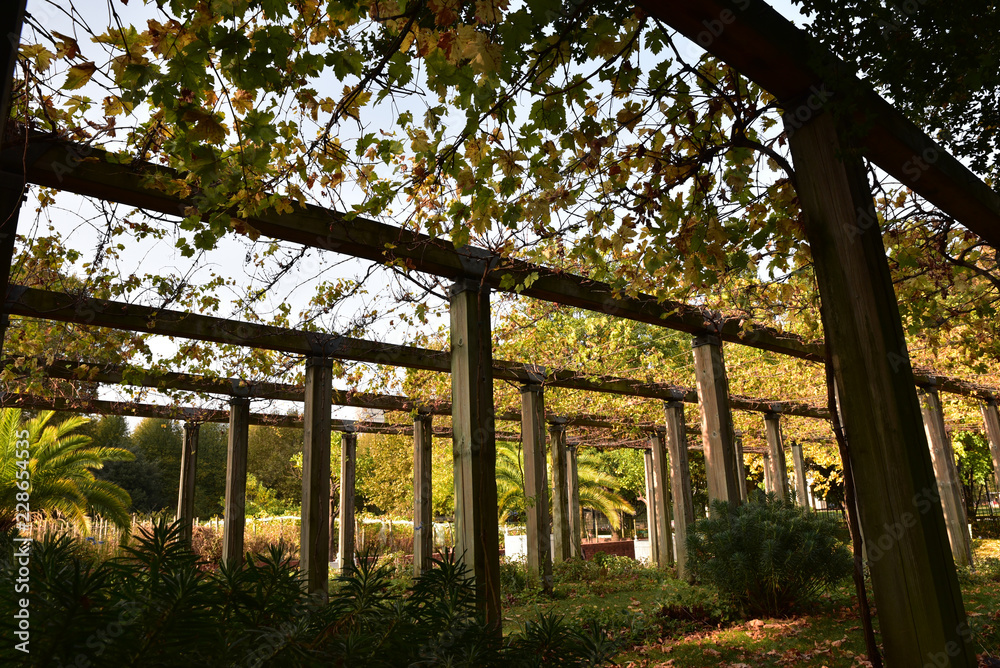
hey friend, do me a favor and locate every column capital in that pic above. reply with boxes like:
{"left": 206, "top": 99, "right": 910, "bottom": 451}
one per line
{"left": 519, "top": 383, "right": 544, "bottom": 393}
{"left": 229, "top": 396, "right": 250, "bottom": 407}
{"left": 306, "top": 356, "right": 334, "bottom": 369}
{"left": 691, "top": 333, "right": 721, "bottom": 349}
{"left": 449, "top": 278, "right": 490, "bottom": 296}
{"left": 764, "top": 411, "right": 782, "bottom": 422}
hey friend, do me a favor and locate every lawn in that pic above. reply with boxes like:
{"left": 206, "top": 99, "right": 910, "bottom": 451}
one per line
{"left": 502, "top": 541, "right": 1000, "bottom": 667}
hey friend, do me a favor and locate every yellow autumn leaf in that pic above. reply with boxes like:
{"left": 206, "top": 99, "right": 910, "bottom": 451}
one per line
{"left": 63, "top": 62, "right": 97, "bottom": 90}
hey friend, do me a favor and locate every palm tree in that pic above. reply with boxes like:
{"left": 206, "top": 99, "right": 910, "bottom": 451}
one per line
{"left": 0, "top": 408, "right": 134, "bottom": 532}
{"left": 495, "top": 441, "right": 634, "bottom": 528}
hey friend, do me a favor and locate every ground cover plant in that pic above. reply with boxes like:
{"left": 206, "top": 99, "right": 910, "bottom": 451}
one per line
{"left": 0, "top": 519, "right": 618, "bottom": 667}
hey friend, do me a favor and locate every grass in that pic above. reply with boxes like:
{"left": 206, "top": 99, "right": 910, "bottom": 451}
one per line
{"left": 502, "top": 542, "right": 1000, "bottom": 667}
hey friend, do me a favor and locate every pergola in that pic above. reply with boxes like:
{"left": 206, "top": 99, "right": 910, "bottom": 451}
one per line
{"left": 3, "top": 1, "right": 1000, "bottom": 665}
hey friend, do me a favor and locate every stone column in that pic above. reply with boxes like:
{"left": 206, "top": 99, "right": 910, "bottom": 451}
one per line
{"left": 519, "top": 384, "right": 552, "bottom": 588}
{"left": 176, "top": 422, "right": 200, "bottom": 543}
{"left": 764, "top": 413, "right": 789, "bottom": 501}
{"left": 223, "top": 397, "right": 250, "bottom": 565}
{"left": 301, "top": 357, "right": 333, "bottom": 595}
{"left": 338, "top": 431, "right": 357, "bottom": 574}
{"left": 413, "top": 413, "right": 434, "bottom": 576}
{"left": 664, "top": 401, "right": 694, "bottom": 579}
{"left": 692, "top": 335, "right": 741, "bottom": 503}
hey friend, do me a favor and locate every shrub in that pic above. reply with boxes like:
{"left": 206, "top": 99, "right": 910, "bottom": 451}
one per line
{"left": 686, "top": 493, "right": 853, "bottom": 618}
{"left": 0, "top": 519, "right": 618, "bottom": 666}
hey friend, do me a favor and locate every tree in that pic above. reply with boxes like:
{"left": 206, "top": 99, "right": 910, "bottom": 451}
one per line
{"left": 85, "top": 415, "right": 168, "bottom": 513}
{"left": 247, "top": 424, "right": 302, "bottom": 502}
{"left": 0, "top": 408, "right": 133, "bottom": 530}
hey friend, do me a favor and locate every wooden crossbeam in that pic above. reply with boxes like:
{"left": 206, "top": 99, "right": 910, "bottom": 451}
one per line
{"left": 0, "top": 390, "right": 527, "bottom": 441}
{"left": 4, "top": 286, "right": 831, "bottom": 417}
{"left": 0, "top": 133, "right": 823, "bottom": 361}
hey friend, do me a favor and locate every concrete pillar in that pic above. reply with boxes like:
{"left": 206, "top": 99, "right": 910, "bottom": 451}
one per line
{"left": 413, "top": 413, "right": 434, "bottom": 576}
{"left": 642, "top": 449, "right": 659, "bottom": 564}
{"left": 519, "top": 384, "right": 552, "bottom": 589}
{"left": 981, "top": 398, "right": 1000, "bottom": 495}
{"left": 791, "top": 440, "right": 809, "bottom": 507}
{"left": 176, "top": 422, "right": 200, "bottom": 543}
{"left": 691, "top": 334, "right": 741, "bottom": 503}
{"left": 549, "top": 421, "right": 571, "bottom": 563}
{"left": 449, "top": 280, "right": 501, "bottom": 628}
{"left": 566, "top": 444, "right": 583, "bottom": 559}
{"left": 920, "top": 387, "right": 973, "bottom": 567}
{"left": 786, "top": 108, "right": 972, "bottom": 665}
{"left": 664, "top": 401, "right": 694, "bottom": 579}
{"left": 301, "top": 357, "right": 332, "bottom": 595}
{"left": 223, "top": 397, "right": 250, "bottom": 565}
{"left": 649, "top": 430, "right": 673, "bottom": 567}
{"left": 338, "top": 431, "right": 357, "bottom": 574}
{"left": 764, "top": 413, "right": 789, "bottom": 501}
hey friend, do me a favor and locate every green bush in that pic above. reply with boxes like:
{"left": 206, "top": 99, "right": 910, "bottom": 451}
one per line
{"left": 686, "top": 493, "right": 853, "bottom": 618}
{"left": 1, "top": 518, "right": 618, "bottom": 666}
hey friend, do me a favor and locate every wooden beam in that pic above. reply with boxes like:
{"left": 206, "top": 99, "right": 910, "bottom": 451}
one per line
{"left": 982, "top": 399, "right": 1000, "bottom": 496}
{"left": 635, "top": 0, "right": 1000, "bottom": 251}
{"left": 692, "top": 335, "right": 742, "bottom": 503}
{"left": 764, "top": 413, "right": 788, "bottom": 501}
{"left": 413, "top": 413, "right": 434, "bottom": 576}
{"left": 223, "top": 397, "right": 250, "bottom": 566}
{"left": 786, "top": 109, "right": 972, "bottom": 666}
{"left": 566, "top": 444, "right": 583, "bottom": 560}
{"left": 642, "top": 449, "right": 659, "bottom": 565}
{"left": 3, "top": 292, "right": 830, "bottom": 418}
{"left": 176, "top": 422, "right": 199, "bottom": 543}
{"left": 0, "top": 137, "right": 993, "bottom": 401}
{"left": 301, "top": 357, "right": 332, "bottom": 595}
{"left": 519, "top": 384, "right": 552, "bottom": 588}
{"left": 0, "top": 134, "right": 825, "bottom": 362}
{"left": 338, "top": 431, "right": 357, "bottom": 575}
{"left": 649, "top": 430, "right": 674, "bottom": 568}
{"left": 919, "top": 387, "right": 973, "bottom": 568}
{"left": 791, "top": 440, "right": 809, "bottom": 507}
{"left": 663, "top": 401, "right": 694, "bottom": 580}
{"left": 449, "top": 280, "right": 501, "bottom": 628}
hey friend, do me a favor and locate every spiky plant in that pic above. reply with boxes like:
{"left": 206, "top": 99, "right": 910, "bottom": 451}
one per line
{"left": 0, "top": 408, "right": 134, "bottom": 531}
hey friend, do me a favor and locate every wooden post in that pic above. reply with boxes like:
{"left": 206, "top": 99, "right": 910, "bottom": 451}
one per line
{"left": 0, "top": 2, "right": 27, "bottom": 355}
{"left": 691, "top": 334, "right": 742, "bottom": 504}
{"left": 301, "top": 357, "right": 332, "bottom": 595}
{"left": 981, "top": 398, "right": 1000, "bottom": 495}
{"left": 413, "top": 412, "right": 434, "bottom": 576}
{"left": 791, "top": 440, "right": 809, "bottom": 507}
{"left": 762, "top": 452, "right": 772, "bottom": 494}
{"left": 223, "top": 397, "right": 250, "bottom": 566}
{"left": 642, "top": 449, "right": 659, "bottom": 564}
{"left": 176, "top": 422, "right": 200, "bottom": 543}
{"left": 764, "top": 413, "right": 789, "bottom": 501}
{"left": 663, "top": 401, "right": 694, "bottom": 579}
{"left": 549, "top": 422, "right": 571, "bottom": 563}
{"left": 566, "top": 444, "right": 583, "bottom": 559}
{"left": 649, "top": 429, "right": 674, "bottom": 567}
{"left": 919, "top": 387, "right": 973, "bottom": 568}
{"left": 519, "top": 384, "right": 552, "bottom": 587}
{"left": 338, "top": 431, "right": 357, "bottom": 574}
{"left": 787, "top": 108, "right": 972, "bottom": 666}
{"left": 449, "top": 280, "right": 501, "bottom": 628}
{"left": 734, "top": 431, "right": 748, "bottom": 502}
